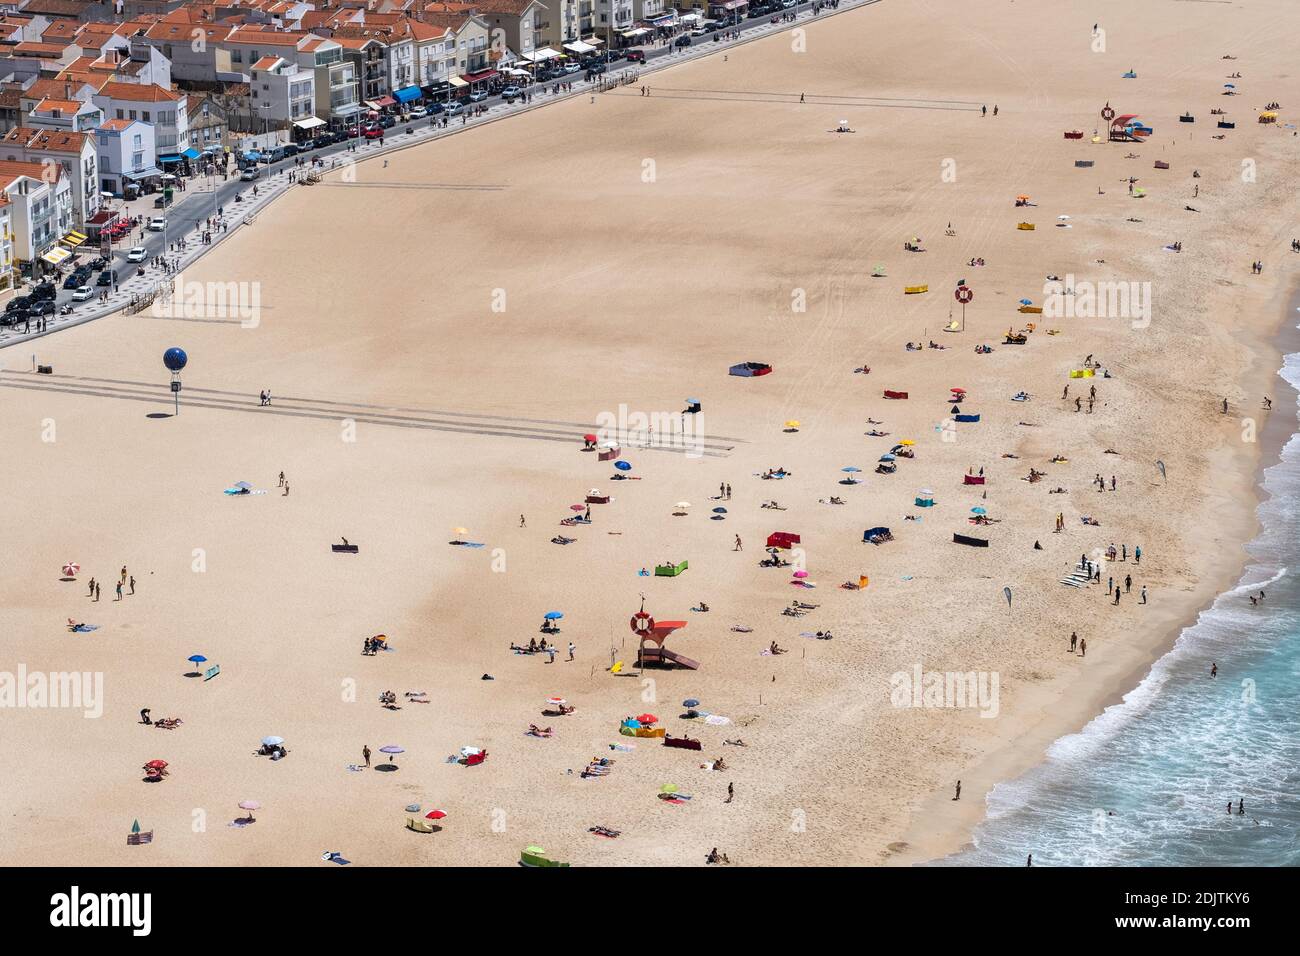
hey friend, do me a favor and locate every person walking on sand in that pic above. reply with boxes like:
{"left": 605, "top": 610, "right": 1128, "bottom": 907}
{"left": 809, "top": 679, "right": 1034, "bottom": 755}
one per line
{"left": 800, "top": 92, "right": 805, "bottom": 103}
{"left": 982, "top": 105, "right": 987, "bottom": 117}
{"left": 278, "top": 471, "right": 285, "bottom": 487}
{"left": 362, "top": 744, "right": 371, "bottom": 768}
{"left": 283, "top": 482, "right": 290, "bottom": 496}
{"left": 115, "top": 581, "right": 123, "bottom": 601}
{"left": 88, "top": 577, "right": 96, "bottom": 597}
{"left": 1124, "top": 574, "right": 1131, "bottom": 594}
{"left": 726, "top": 483, "right": 732, "bottom": 499}
{"left": 121, "top": 566, "right": 127, "bottom": 584}
{"left": 954, "top": 780, "right": 961, "bottom": 801}
{"left": 726, "top": 782, "right": 734, "bottom": 803}
{"left": 1080, "top": 638, "right": 1087, "bottom": 657}
{"left": 1070, "top": 631, "right": 1078, "bottom": 653}
{"left": 720, "top": 482, "right": 726, "bottom": 499}
{"left": 95, "top": 582, "right": 101, "bottom": 602}
{"left": 129, "top": 575, "right": 136, "bottom": 595}
{"left": 520, "top": 514, "right": 526, "bottom": 527}
{"left": 734, "top": 535, "right": 743, "bottom": 551}
{"left": 567, "top": 641, "right": 575, "bottom": 662}
{"left": 1140, "top": 586, "right": 1147, "bottom": 604}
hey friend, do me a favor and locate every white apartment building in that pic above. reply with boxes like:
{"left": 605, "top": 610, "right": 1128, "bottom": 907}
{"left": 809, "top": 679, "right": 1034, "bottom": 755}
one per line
{"left": 92, "top": 82, "right": 189, "bottom": 163}
{"left": 0, "top": 127, "right": 98, "bottom": 227}
{"left": 250, "top": 56, "right": 316, "bottom": 125}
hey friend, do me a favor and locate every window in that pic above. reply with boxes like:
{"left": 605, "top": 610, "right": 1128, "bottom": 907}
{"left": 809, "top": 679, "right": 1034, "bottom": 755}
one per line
{"left": 129, "top": 110, "right": 137, "bottom": 120}
{"left": 143, "top": 111, "right": 150, "bottom": 122}
{"left": 116, "top": 109, "right": 124, "bottom": 119}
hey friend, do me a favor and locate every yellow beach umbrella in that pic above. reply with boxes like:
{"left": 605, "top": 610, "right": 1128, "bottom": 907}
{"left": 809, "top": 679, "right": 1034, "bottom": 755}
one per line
{"left": 899, "top": 439, "right": 915, "bottom": 446}
{"left": 453, "top": 527, "right": 469, "bottom": 535}
{"left": 784, "top": 420, "right": 801, "bottom": 429}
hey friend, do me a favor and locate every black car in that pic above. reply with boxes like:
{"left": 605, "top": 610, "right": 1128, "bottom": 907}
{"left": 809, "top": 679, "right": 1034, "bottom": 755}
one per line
{"left": 587, "top": 63, "right": 606, "bottom": 75}
{"left": 312, "top": 134, "right": 333, "bottom": 150}
{"left": 428, "top": 101, "right": 446, "bottom": 114}
{"left": 63, "top": 272, "right": 88, "bottom": 290}
{"left": 675, "top": 34, "right": 692, "bottom": 47}
{"left": 31, "top": 298, "right": 56, "bottom": 315}
{"left": 96, "top": 269, "right": 116, "bottom": 287}
{"left": 5, "top": 295, "right": 30, "bottom": 312}
{"left": 31, "top": 282, "right": 57, "bottom": 300}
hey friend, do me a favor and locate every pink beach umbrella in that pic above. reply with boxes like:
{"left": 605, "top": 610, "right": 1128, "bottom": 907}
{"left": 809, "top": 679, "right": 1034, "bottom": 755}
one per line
{"left": 62, "top": 562, "right": 80, "bottom": 578}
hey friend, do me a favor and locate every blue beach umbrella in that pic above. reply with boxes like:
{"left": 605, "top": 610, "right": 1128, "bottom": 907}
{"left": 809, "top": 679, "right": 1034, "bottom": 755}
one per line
{"left": 683, "top": 698, "right": 700, "bottom": 708}
{"left": 971, "top": 507, "right": 987, "bottom": 515}
{"left": 188, "top": 654, "right": 207, "bottom": 664}
{"left": 712, "top": 506, "right": 727, "bottom": 514}
{"left": 544, "top": 611, "right": 563, "bottom": 620}
{"left": 614, "top": 460, "right": 632, "bottom": 471}
{"left": 1019, "top": 298, "right": 1033, "bottom": 305}
{"left": 841, "top": 466, "right": 862, "bottom": 473}
{"left": 879, "top": 454, "right": 896, "bottom": 462}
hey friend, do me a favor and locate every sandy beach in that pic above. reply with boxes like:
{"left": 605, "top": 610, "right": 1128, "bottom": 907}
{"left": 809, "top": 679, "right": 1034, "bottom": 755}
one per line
{"left": 3, "top": 0, "right": 1299, "bottom": 866}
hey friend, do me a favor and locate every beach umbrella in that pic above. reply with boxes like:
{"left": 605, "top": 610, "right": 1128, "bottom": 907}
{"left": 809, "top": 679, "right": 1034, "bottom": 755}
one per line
{"left": 659, "top": 783, "right": 679, "bottom": 794}
{"left": 841, "top": 466, "right": 862, "bottom": 473}
{"left": 233, "top": 481, "right": 252, "bottom": 491}
{"left": 131, "top": 819, "right": 141, "bottom": 834}
{"left": 675, "top": 501, "right": 691, "bottom": 509}
{"left": 598, "top": 440, "right": 619, "bottom": 449}
{"left": 712, "top": 506, "right": 728, "bottom": 514}
{"left": 784, "top": 420, "right": 801, "bottom": 429}
{"left": 682, "top": 698, "right": 700, "bottom": 708}
{"left": 460, "top": 746, "right": 482, "bottom": 757}
{"left": 1224, "top": 83, "right": 1235, "bottom": 89}
{"left": 62, "top": 562, "right": 80, "bottom": 577}
{"left": 636, "top": 713, "right": 658, "bottom": 724}
{"left": 793, "top": 570, "right": 809, "bottom": 579}
{"left": 546, "top": 697, "right": 566, "bottom": 707}
{"left": 919, "top": 488, "right": 934, "bottom": 496}
{"left": 453, "top": 527, "right": 469, "bottom": 535}
{"left": 544, "top": 611, "right": 564, "bottom": 620}
{"left": 685, "top": 398, "right": 700, "bottom": 405}
{"left": 424, "top": 809, "right": 447, "bottom": 820}
{"left": 239, "top": 800, "right": 261, "bottom": 811}
{"left": 380, "top": 745, "right": 405, "bottom": 754}
{"left": 879, "top": 454, "right": 896, "bottom": 462}
{"left": 145, "top": 760, "right": 168, "bottom": 769}
{"left": 1019, "top": 299, "right": 1033, "bottom": 306}
{"left": 187, "top": 654, "right": 207, "bottom": 665}
{"left": 261, "top": 736, "right": 284, "bottom": 747}
{"left": 971, "top": 507, "right": 987, "bottom": 515}
{"left": 569, "top": 504, "right": 586, "bottom": 512}
{"left": 950, "top": 387, "right": 966, "bottom": 393}
{"left": 583, "top": 433, "right": 597, "bottom": 442}
{"left": 614, "top": 460, "right": 632, "bottom": 471}
{"left": 1057, "top": 215, "right": 1071, "bottom": 221}
{"left": 1156, "top": 459, "right": 1167, "bottom": 483}
{"left": 1016, "top": 195, "right": 1030, "bottom": 201}
{"left": 899, "top": 439, "right": 916, "bottom": 446}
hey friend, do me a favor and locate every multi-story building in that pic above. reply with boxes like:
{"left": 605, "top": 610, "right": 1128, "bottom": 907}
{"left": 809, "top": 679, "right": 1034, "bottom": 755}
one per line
{"left": 335, "top": 35, "right": 388, "bottom": 105}
{"left": 92, "top": 81, "right": 189, "bottom": 164}
{"left": 186, "top": 95, "right": 229, "bottom": 155}
{"left": 0, "top": 126, "right": 98, "bottom": 226}
{"left": 249, "top": 55, "right": 317, "bottom": 126}
{"left": 0, "top": 158, "right": 75, "bottom": 275}
{"left": 94, "top": 117, "right": 160, "bottom": 196}
{"left": 0, "top": 194, "right": 13, "bottom": 293}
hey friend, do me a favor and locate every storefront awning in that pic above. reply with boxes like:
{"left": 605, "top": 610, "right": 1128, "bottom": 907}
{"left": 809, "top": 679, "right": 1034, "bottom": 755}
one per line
{"left": 563, "top": 40, "right": 596, "bottom": 54}
{"left": 294, "top": 116, "right": 327, "bottom": 130}
{"left": 526, "top": 47, "right": 561, "bottom": 62}
{"left": 180, "top": 146, "right": 202, "bottom": 160}
{"left": 334, "top": 103, "right": 364, "bottom": 116}
{"left": 447, "top": 75, "right": 469, "bottom": 89}
{"left": 393, "top": 86, "right": 421, "bottom": 104}
{"left": 622, "top": 28, "right": 650, "bottom": 37}
{"left": 462, "top": 69, "right": 498, "bottom": 84}
{"left": 41, "top": 246, "right": 71, "bottom": 265}
{"left": 158, "top": 154, "right": 182, "bottom": 164}
{"left": 60, "top": 230, "right": 88, "bottom": 248}
{"left": 373, "top": 95, "right": 396, "bottom": 107}
{"left": 123, "top": 166, "right": 161, "bottom": 180}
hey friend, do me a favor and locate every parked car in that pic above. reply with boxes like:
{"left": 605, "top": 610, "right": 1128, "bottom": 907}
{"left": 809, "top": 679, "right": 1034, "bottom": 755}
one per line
{"left": 127, "top": 247, "right": 147, "bottom": 263}
{"left": 676, "top": 34, "right": 694, "bottom": 46}
{"left": 62, "top": 271, "right": 88, "bottom": 290}
{"left": 30, "top": 297, "right": 56, "bottom": 314}
{"left": 379, "top": 115, "right": 396, "bottom": 129}
{"left": 283, "top": 143, "right": 301, "bottom": 157}
{"left": 588, "top": 63, "right": 606, "bottom": 75}
{"left": 428, "top": 101, "right": 446, "bottom": 114}
{"left": 313, "top": 134, "right": 334, "bottom": 149}
{"left": 96, "top": 269, "right": 116, "bottom": 287}
{"left": 468, "top": 90, "right": 488, "bottom": 103}
{"left": 501, "top": 85, "right": 523, "bottom": 99}
{"left": 148, "top": 217, "right": 166, "bottom": 232}
{"left": 562, "top": 61, "right": 581, "bottom": 73}
{"left": 153, "top": 194, "right": 171, "bottom": 208}
{"left": 626, "top": 49, "right": 646, "bottom": 62}
{"left": 32, "top": 282, "right": 57, "bottom": 300}
{"left": 239, "top": 167, "right": 260, "bottom": 181}
{"left": 409, "top": 106, "right": 428, "bottom": 118}
{"left": 363, "top": 125, "right": 383, "bottom": 140}
{"left": 71, "top": 285, "right": 95, "bottom": 302}
{"left": 445, "top": 101, "right": 466, "bottom": 117}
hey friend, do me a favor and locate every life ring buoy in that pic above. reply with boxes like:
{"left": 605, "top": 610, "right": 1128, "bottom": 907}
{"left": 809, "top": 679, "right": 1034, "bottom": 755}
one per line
{"left": 630, "top": 611, "right": 655, "bottom": 635}
{"left": 1101, "top": 106, "right": 1116, "bottom": 121}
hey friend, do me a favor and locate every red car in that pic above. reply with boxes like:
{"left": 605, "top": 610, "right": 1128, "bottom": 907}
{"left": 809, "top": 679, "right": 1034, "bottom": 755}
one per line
{"left": 363, "top": 125, "right": 383, "bottom": 140}
{"left": 626, "top": 49, "right": 645, "bottom": 62}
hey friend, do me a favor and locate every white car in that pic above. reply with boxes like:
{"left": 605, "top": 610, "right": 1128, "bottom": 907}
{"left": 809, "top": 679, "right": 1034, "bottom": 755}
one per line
{"left": 468, "top": 91, "right": 488, "bottom": 103}
{"left": 148, "top": 217, "right": 166, "bottom": 232}
{"left": 71, "top": 285, "right": 94, "bottom": 301}
{"left": 127, "top": 246, "right": 147, "bottom": 263}
{"left": 501, "top": 85, "right": 523, "bottom": 99}
{"left": 409, "top": 106, "right": 428, "bottom": 118}
{"left": 562, "top": 62, "right": 581, "bottom": 74}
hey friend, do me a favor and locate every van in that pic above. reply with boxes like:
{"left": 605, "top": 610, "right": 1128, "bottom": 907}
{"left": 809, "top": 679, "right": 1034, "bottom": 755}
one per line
{"left": 265, "top": 145, "right": 286, "bottom": 163}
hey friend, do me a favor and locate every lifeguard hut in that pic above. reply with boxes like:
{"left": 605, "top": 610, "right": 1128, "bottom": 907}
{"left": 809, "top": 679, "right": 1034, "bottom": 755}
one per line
{"left": 630, "top": 597, "right": 696, "bottom": 669}
{"left": 1110, "top": 114, "right": 1153, "bottom": 142}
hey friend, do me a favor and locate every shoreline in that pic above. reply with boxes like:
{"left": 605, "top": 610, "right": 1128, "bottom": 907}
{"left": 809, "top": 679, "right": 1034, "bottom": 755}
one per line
{"left": 895, "top": 276, "right": 1300, "bottom": 865}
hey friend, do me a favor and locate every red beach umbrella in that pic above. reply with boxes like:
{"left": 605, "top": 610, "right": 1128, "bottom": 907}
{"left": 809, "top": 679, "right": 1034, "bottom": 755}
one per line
{"left": 425, "top": 809, "right": 447, "bottom": 820}
{"left": 636, "top": 713, "right": 658, "bottom": 724}
{"left": 145, "top": 759, "right": 168, "bottom": 769}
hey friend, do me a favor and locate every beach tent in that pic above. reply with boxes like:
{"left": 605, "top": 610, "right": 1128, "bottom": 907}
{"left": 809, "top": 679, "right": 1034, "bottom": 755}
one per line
{"left": 766, "top": 531, "right": 801, "bottom": 550}
{"left": 953, "top": 533, "right": 989, "bottom": 547}
{"left": 863, "top": 527, "right": 891, "bottom": 543}
{"left": 914, "top": 490, "right": 935, "bottom": 507}
{"left": 955, "top": 413, "right": 981, "bottom": 423}
{"left": 729, "top": 362, "right": 772, "bottom": 377}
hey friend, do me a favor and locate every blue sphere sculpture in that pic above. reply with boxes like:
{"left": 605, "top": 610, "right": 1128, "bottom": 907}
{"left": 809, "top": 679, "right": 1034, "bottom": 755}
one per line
{"left": 163, "top": 347, "right": 188, "bottom": 372}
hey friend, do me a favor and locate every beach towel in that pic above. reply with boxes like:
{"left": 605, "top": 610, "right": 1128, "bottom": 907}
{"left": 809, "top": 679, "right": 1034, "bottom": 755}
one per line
{"left": 321, "top": 851, "right": 351, "bottom": 865}
{"left": 224, "top": 488, "right": 267, "bottom": 495}
{"left": 450, "top": 541, "right": 486, "bottom": 548}
{"left": 69, "top": 624, "right": 100, "bottom": 632}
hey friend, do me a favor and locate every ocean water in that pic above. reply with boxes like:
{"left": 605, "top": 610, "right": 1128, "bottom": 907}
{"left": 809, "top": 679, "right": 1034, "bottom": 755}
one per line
{"left": 941, "top": 347, "right": 1300, "bottom": 867}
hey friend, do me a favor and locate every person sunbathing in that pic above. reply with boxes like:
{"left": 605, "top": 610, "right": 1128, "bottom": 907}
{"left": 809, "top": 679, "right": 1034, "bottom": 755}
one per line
{"left": 693, "top": 602, "right": 710, "bottom": 612}
{"left": 828, "top": 496, "right": 845, "bottom": 505}
{"left": 724, "top": 738, "right": 749, "bottom": 747}
{"left": 528, "top": 724, "right": 553, "bottom": 736}
{"left": 713, "top": 757, "right": 728, "bottom": 771}
{"left": 769, "top": 641, "right": 787, "bottom": 655}
{"left": 866, "top": 429, "right": 890, "bottom": 437}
